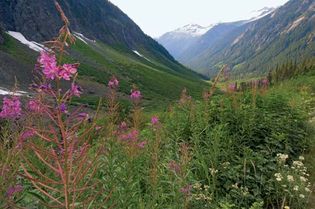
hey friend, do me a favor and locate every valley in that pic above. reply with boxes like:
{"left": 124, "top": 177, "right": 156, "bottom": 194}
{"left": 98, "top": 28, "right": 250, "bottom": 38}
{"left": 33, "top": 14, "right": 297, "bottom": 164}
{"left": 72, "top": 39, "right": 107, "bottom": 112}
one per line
{"left": 158, "top": 0, "right": 315, "bottom": 78}
{"left": 0, "top": 0, "right": 314, "bottom": 208}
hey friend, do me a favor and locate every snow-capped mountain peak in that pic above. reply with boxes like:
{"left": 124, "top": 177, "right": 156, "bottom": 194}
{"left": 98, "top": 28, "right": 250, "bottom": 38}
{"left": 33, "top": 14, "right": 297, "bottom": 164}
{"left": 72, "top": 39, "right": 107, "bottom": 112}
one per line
{"left": 248, "top": 7, "right": 275, "bottom": 21}
{"left": 173, "top": 24, "right": 214, "bottom": 37}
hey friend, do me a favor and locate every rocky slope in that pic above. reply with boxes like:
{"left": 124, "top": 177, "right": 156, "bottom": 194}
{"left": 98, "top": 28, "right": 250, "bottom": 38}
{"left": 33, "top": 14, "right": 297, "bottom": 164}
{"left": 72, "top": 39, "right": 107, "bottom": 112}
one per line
{"left": 0, "top": 0, "right": 179, "bottom": 65}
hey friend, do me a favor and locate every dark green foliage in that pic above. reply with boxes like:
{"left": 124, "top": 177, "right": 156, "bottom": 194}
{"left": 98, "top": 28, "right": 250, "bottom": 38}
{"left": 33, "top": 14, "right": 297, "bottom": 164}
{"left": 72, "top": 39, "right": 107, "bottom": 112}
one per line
{"left": 268, "top": 58, "right": 315, "bottom": 84}
{"left": 164, "top": 90, "right": 310, "bottom": 208}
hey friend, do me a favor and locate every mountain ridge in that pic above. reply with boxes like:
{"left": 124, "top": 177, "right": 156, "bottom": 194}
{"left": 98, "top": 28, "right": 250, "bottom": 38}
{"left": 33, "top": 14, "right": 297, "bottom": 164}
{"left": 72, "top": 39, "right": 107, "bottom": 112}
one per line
{"left": 158, "top": 0, "right": 315, "bottom": 78}
{"left": 0, "top": 0, "right": 207, "bottom": 107}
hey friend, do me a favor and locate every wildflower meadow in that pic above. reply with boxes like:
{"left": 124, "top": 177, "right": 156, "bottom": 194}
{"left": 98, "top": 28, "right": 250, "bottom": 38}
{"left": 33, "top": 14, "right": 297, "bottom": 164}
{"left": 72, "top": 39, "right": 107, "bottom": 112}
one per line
{"left": 0, "top": 3, "right": 314, "bottom": 209}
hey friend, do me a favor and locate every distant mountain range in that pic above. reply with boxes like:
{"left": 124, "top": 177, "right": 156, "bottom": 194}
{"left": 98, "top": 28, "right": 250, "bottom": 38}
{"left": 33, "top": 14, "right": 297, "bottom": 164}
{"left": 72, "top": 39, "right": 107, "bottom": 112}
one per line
{"left": 158, "top": 0, "right": 315, "bottom": 77}
{"left": 157, "top": 24, "right": 214, "bottom": 59}
{"left": 0, "top": 0, "right": 206, "bottom": 106}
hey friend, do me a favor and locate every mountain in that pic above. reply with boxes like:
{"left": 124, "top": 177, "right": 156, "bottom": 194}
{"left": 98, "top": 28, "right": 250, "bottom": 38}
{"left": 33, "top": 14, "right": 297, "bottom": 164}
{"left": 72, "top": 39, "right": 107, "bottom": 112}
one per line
{"left": 157, "top": 7, "right": 274, "bottom": 67}
{"left": 157, "top": 24, "right": 213, "bottom": 58}
{"left": 159, "top": 0, "right": 315, "bottom": 78}
{"left": 190, "top": 0, "right": 315, "bottom": 77}
{"left": 169, "top": 24, "right": 214, "bottom": 37}
{"left": 246, "top": 7, "right": 275, "bottom": 22}
{"left": 0, "top": 0, "right": 206, "bottom": 108}
{"left": 178, "top": 21, "right": 247, "bottom": 67}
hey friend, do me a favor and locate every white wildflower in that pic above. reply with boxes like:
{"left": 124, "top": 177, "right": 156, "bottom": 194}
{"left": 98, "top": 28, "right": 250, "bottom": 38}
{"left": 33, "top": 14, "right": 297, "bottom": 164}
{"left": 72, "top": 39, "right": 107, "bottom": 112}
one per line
{"left": 300, "top": 176, "right": 307, "bottom": 182}
{"left": 287, "top": 175, "right": 294, "bottom": 182}
{"left": 277, "top": 153, "right": 289, "bottom": 163}
{"left": 305, "top": 187, "right": 311, "bottom": 192}
{"left": 232, "top": 183, "right": 239, "bottom": 189}
{"left": 292, "top": 161, "right": 303, "bottom": 169}
{"left": 299, "top": 194, "right": 305, "bottom": 199}
{"left": 275, "top": 173, "right": 283, "bottom": 181}
{"left": 209, "top": 168, "right": 218, "bottom": 176}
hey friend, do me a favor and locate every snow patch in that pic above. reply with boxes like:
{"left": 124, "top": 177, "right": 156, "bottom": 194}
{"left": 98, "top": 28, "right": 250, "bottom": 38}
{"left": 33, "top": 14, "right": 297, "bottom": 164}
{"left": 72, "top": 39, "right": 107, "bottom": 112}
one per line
{"left": 0, "top": 87, "right": 28, "bottom": 96}
{"left": 74, "top": 32, "right": 96, "bottom": 44}
{"left": 7, "top": 31, "right": 45, "bottom": 52}
{"left": 133, "top": 50, "right": 151, "bottom": 62}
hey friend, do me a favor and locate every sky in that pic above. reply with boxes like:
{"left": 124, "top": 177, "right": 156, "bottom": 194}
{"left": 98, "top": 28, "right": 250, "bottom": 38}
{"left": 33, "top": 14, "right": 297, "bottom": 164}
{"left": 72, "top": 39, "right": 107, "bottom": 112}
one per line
{"left": 109, "top": 0, "right": 289, "bottom": 37}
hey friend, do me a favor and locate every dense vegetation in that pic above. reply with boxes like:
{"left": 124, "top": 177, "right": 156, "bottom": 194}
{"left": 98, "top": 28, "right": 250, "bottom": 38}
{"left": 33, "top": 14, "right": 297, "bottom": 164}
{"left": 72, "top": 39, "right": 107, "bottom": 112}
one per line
{"left": 0, "top": 27, "right": 314, "bottom": 208}
{"left": 0, "top": 2, "right": 314, "bottom": 208}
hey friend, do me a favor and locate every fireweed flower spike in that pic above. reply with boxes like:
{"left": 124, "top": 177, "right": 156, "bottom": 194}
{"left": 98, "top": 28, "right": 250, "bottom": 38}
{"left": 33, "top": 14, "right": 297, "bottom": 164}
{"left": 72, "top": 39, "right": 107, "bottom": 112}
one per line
{"left": 27, "top": 100, "right": 42, "bottom": 112}
{"left": 228, "top": 83, "right": 237, "bottom": 92}
{"left": 38, "top": 51, "right": 59, "bottom": 80}
{"left": 38, "top": 51, "right": 78, "bottom": 80}
{"left": 151, "top": 116, "right": 159, "bottom": 125}
{"left": 130, "top": 89, "right": 141, "bottom": 101}
{"left": 108, "top": 76, "right": 119, "bottom": 89}
{"left": 59, "top": 64, "right": 78, "bottom": 80}
{"left": 137, "top": 141, "right": 147, "bottom": 149}
{"left": 119, "top": 121, "right": 128, "bottom": 130}
{"left": 70, "top": 83, "right": 82, "bottom": 97}
{"left": 0, "top": 96, "right": 22, "bottom": 119}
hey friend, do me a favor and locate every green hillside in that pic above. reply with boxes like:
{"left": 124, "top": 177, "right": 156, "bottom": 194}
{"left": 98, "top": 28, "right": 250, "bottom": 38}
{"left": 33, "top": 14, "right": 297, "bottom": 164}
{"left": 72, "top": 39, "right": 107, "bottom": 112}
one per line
{"left": 0, "top": 33, "right": 207, "bottom": 109}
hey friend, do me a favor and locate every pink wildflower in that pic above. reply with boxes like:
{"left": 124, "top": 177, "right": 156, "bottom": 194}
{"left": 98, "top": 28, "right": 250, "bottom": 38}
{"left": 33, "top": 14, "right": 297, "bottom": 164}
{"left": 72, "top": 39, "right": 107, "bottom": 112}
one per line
{"left": 130, "top": 89, "right": 141, "bottom": 101}
{"left": 119, "top": 121, "right": 128, "bottom": 130}
{"left": 128, "top": 129, "right": 139, "bottom": 142}
{"left": 180, "top": 184, "right": 192, "bottom": 196}
{"left": 17, "top": 130, "right": 35, "bottom": 149}
{"left": 95, "top": 126, "right": 102, "bottom": 131}
{"left": 119, "top": 129, "right": 139, "bottom": 142}
{"left": 0, "top": 97, "right": 22, "bottom": 119}
{"left": 59, "top": 103, "right": 67, "bottom": 113}
{"left": 137, "top": 141, "right": 147, "bottom": 149}
{"left": 108, "top": 76, "right": 119, "bottom": 89}
{"left": 59, "top": 64, "right": 77, "bottom": 80}
{"left": 20, "top": 130, "right": 35, "bottom": 141}
{"left": 27, "top": 100, "right": 42, "bottom": 112}
{"left": 228, "top": 83, "right": 237, "bottom": 92}
{"left": 6, "top": 185, "right": 23, "bottom": 197}
{"left": 151, "top": 116, "right": 159, "bottom": 125}
{"left": 71, "top": 83, "right": 82, "bottom": 97}
{"left": 38, "top": 51, "right": 59, "bottom": 80}
{"left": 262, "top": 78, "right": 269, "bottom": 87}
{"left": 78, "top": 112, "right": 89, "bottom": 120}
{"left": 168, "top": 160, "right": 181, "bottom": 174}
